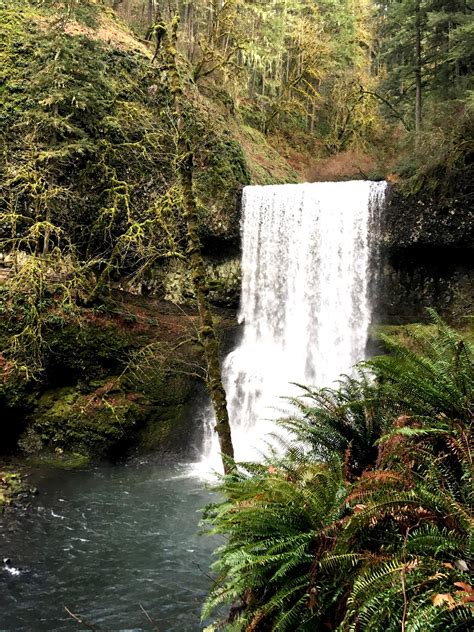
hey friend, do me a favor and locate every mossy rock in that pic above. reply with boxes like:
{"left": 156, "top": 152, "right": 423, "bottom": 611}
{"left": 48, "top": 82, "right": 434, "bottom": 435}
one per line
{"left": 0, "top": 358, "right": 36, "bottom": 452}
{"left": 18, "top": 366, "right": 199, "bottom": 459}
{"left": 20, "top": 381, "right": 151, "bottom": 458}
{"left": 23, "top": 451, "right": 92, "bottom": 470}
{"left": 140, "top": 371, "right": 195, "bottom": 407}
{"left": 136, "top": 401, "right": 197, "bottom": 456}
{"left": 146, "top": 256, "right": 242, "bottom": 307}
{"left": 127, "top": 364, "right": 201, "bottom": 456}
{"left": 0, "top": 357, "right": 31, "bottom": 409}
{"left": 195, "top": 133, "right": 251, "bottom": 243}
{"left": 1, "top": 289, "right": 208, "bottom": 460}
{"left": 0, "top": 471, "right": 24, "bottom": 507}
{"left": 44, "top": 317, "right": 142, "bottom": 383}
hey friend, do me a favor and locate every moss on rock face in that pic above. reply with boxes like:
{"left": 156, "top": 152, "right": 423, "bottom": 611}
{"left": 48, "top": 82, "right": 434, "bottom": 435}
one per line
{"left": 136, "top": 397, "right": 197, "bottom": 456}
{"left": 0, "top": 357, "right": 36, "bottom": 452}
{"left": 195, "top": 133, "right": 251, "bottom": 243}
{"left": 24, "top": 452, "right": 92, "bottom": 469}
{"left": 0, "top": 357, "right": 31, "bottom": 410}
{"left": 43, "top": 315, "right": 144, "bottom": 384}
{"left": 0, "top": 287, "right": 150, "bottom": 453}
{"left": 19, "top": 380, "right": 150, "bottom": 458}
{"left": 125, "top": 343, "right": 204, "bottom": 455}
{"left": 0, "top": 0, "right": 255, "bottom": 274}
{"left": 0, "top": 288, "right": 209, "bottom": 461}
{"left": 144, "top": 256, "right": 241, "bottom": 307}
{"left": 21, "top": 328, "right": 202, "bottom": 461}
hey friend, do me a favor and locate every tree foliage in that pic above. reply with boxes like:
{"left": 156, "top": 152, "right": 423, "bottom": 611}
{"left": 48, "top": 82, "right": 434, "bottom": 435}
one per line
{"left": 112, "top": 0, "right": 472, "bottom": 177}
{"left": 378, "top": 0, "right": 473, "bottom": 126}
{"left": 0, "top": 0, "right": 249, "bottom": 375}
{"left": 112, "top": 0, "right": 384, "bottom": 151}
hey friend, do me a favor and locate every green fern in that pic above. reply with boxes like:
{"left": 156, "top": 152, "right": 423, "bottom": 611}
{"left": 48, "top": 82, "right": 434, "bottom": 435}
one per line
{"left": 203, "top": 317, "right": 473, "bottom": 631}
{"left": 281, "top": 369, "right": 388, "bottom": 477}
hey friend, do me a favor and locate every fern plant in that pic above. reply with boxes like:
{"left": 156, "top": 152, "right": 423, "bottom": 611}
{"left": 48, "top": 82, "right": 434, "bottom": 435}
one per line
{"left": 282, "top": 369, "right": 389, "bottom": 478}
{"left": 368, "top": 311, "right": 473, "bottom": 426}
{"left": 203, "top": 316, "right": 473, "bottom": 631}
{"left": 203, "top": 455, "right": 351, "bottom": 631}
{"left": 341, "top": 456, "right": 473, "bottom": 631}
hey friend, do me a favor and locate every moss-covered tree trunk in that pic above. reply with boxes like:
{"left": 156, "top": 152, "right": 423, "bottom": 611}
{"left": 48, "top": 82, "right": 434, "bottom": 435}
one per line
{"left": 163, "top": 14, "right": 235, "bottom": 472}
{"left": 414, "top": 1, "right": 422, "bottom": 137}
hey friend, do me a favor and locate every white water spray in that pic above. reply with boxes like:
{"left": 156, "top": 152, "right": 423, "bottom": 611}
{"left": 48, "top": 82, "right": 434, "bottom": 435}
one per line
{"left": 195, "top": 181, "right": 387, "bottom": 475}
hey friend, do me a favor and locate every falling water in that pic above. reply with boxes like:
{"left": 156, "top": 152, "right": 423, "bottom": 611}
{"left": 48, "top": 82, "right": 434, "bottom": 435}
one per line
{"left": 196, "top": 181, "right": 387, "bottom": 474}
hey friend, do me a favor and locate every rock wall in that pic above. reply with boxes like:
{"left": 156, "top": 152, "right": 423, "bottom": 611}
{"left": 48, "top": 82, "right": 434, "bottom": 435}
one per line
{"left": 140, "top": 255, "right": 242, "bottom": 308}
{"left": 375, "top": 179, "right": 473, "bottom": 324}
{"left": 375, "top": 247, "right": 472, "bottom": 324}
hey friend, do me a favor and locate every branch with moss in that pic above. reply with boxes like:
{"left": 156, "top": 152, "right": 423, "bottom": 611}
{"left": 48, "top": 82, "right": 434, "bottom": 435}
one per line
{"left": 157, "top": 12, "right": 235, "bottom": 472}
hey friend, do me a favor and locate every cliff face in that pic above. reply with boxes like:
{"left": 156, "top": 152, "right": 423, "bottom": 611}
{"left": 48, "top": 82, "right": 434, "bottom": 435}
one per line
{"left": 376, "top": 172, "right": 473, "bottom": 324}
{"left": 1, "top": 3, "right": 471, "bottom": 465}
{"left": 0, "top": 2, "right": 296, "bottom": 464}
{"left": 381, "top": 172, "right": 473, "bottom": 250}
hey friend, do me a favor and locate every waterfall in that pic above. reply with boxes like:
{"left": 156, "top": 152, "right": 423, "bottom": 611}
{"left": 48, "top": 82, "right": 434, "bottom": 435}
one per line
{"left": 195, "top": 181, "right": 387, "bottom": 475}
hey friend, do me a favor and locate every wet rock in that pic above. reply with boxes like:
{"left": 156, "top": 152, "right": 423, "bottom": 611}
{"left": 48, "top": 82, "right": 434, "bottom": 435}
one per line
{"left": 377, "top": 175, "right": 473, "bottom": 323}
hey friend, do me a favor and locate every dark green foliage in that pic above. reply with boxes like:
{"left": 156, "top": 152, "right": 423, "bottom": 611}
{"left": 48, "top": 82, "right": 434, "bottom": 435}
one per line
{"left": 203, "top": 456, "right": 349, "bottom": 630}
{"left": 378, "top": 0, "right": 473, "bottom": 125}
{"left": 203, "top": 317, "right": 474, "bottom": 630}
{"left": 283, "top": 370, "right": 388, "bottom": 477}
{"left": 376, "top": 0, "right": 473, "bottom": 184}
{"left": 370, "top": 311, "right": 473, "bottom": 425}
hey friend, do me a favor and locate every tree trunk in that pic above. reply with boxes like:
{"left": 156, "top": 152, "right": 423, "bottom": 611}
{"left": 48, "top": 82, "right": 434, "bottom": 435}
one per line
{"left": 180, "top": 152, "right": 235, "bottom": 471}
{"left": 163, "top": 14, "right": 235, "bottom": 473}
{"left": 310, "top": 98, "right": 316, "bottom": 134}
{"left": 414, "top": 1, "right": 422, "bottom": 137}
{"left": 44, "top": 101, "right": 59, "bottom": 256}
{"left": 43, "top": 207, "right": 52, "bottom": 256}
{"left": 147, "top": 0, "right": 156, "bottom": 27}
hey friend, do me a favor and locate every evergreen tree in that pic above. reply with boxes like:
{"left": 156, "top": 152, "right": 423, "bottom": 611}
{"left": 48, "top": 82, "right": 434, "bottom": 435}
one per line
{"left": 377, "top": 0, "right": 473, "bottom": 131}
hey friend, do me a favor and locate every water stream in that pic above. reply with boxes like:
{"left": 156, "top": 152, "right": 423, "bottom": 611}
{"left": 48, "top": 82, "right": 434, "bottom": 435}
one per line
{"left": 0, "top": 463, "right": 217, "bottom": 631}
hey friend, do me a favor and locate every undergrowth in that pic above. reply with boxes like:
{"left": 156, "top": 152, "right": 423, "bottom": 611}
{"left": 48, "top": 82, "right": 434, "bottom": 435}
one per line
{"left": 203, "top": 312, "right": 474, "bottom": 631}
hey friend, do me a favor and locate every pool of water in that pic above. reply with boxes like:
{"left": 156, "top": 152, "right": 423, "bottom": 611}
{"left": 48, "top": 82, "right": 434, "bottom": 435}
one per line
{"left": 0, "top": 462, "right": 218, "bottom": 631}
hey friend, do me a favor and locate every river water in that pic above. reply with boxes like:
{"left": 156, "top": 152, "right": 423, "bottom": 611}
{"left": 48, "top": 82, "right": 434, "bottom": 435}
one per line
{"left": 0, "top": 463, "right": 216, "bottom": 631}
